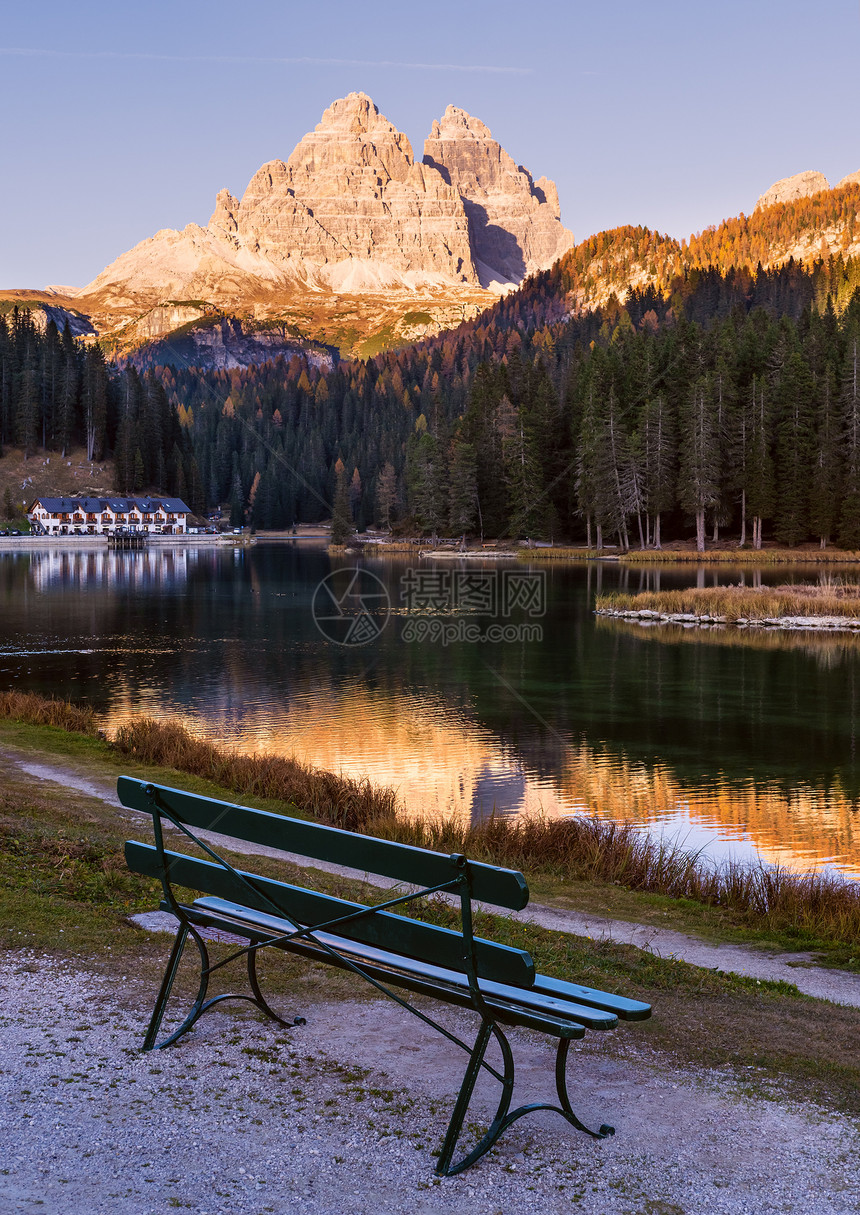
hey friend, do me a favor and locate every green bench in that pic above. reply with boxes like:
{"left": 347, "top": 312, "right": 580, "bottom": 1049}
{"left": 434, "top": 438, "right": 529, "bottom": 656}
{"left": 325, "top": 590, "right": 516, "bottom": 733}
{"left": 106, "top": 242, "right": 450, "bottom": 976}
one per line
{"left": 120, "top": 777, "right": 651, "bottom": 1176}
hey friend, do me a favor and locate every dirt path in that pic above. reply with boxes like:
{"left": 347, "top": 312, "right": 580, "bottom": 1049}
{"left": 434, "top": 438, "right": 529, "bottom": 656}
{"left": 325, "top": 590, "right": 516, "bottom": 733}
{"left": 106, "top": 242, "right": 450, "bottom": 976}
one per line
{"left": 2, "top": 954, "right": 858, "bottom": 1215}
{"left": 6, "top": 740, "right": 860, "bottom": 1008}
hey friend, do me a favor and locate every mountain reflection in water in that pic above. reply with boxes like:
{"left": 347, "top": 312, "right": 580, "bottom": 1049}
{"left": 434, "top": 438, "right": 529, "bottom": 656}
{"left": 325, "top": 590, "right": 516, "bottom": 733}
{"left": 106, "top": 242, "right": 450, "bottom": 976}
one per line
{"left": 2, "top": 543, "right": 860, "bottom": 877}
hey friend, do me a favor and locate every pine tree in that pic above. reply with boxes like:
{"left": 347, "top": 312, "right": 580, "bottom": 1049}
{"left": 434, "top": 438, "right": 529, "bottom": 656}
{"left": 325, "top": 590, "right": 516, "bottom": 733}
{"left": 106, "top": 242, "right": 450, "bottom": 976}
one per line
{"left": 330, "top": 457, "right": 352, "bottom": 544}
{"left": 809, "top": 375, "right": 841, "bottom": 548}
{"left": 349, "top": 467, "right": 362, "bottom": 523}
{"left": 57, "top": 324, "right": 79, "bottom": 457}
{"left": 746, "top": 377, "right": 775, "bottom": 549}
{"left": 447, "top": 437, "right": 478, "bottom": 536}
{"left": 406, "top": 419, "right": 446, "bottom": 535}
{"left": 638, "top": 395, "right": 676, "bottom": 547}
{"left": 677, "top": 377, "right": 720, "bottom": 552}
{"left": 82, "top": 346, "right": 109, "bottom": 462}
{"left": 838, "top": 331, "right": 860, "bottom": 548}
{"left": 229, "top": 469, "right": 245, "bottom": 527}
{"left": 375, "top": 461, "right": 398, "bottom": 529}
{"left": 773, "top": 350, "right": 815, "bottom": 545}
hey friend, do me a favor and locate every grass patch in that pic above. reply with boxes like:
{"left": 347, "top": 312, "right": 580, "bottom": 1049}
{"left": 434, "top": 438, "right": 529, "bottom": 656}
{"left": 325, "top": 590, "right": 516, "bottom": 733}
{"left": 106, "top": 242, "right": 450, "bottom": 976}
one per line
{"left": 597, "top": 583, "right": 860, "bottom": 622}
{"left": 357, "top": 323, "right": 398, "bottom": 360}
{"left": 620, "top": 548, "right": 860, "bottom": 564}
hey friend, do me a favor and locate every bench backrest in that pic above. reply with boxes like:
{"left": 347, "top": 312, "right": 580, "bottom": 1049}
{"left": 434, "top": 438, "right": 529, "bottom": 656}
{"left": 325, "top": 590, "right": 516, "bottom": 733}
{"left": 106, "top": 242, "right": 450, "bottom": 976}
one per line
{"left": 117, "top": 778, "right": 529, "bottom": 910}
{"left": 120, "top": 777, "right": 535, "bottom": 989}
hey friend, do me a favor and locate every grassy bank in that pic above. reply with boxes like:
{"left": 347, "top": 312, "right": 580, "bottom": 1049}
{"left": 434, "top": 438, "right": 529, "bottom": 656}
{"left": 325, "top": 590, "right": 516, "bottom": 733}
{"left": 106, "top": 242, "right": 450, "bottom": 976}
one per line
{"left": 4, "top": 691, "right": 860, "bottom": 960}
{"left": 620, "top": 548, "right": 860, "bottom": 564}
{"left": 517, "top": 547, "right": 607, "bottom": 561}
{"left": 596, "top": 583, "right": 860, "bottom": 622}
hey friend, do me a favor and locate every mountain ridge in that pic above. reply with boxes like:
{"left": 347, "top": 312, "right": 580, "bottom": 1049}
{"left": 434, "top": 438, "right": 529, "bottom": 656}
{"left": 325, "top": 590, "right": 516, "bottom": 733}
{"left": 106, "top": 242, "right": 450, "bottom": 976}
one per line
{"left": 4, "top": 105, "right": 860, "bottom": 364}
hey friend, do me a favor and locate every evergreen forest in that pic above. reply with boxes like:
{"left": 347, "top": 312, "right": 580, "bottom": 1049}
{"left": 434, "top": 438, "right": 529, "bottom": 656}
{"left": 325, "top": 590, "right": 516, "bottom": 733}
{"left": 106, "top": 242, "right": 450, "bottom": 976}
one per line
{"left": 4, "top": 251, "right": 860, "bottom": 549}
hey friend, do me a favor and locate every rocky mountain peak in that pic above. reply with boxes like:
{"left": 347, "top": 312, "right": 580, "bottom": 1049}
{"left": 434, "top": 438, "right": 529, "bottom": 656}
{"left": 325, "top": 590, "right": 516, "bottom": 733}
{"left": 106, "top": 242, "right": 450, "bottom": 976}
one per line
{"left": 79, "top": 93, "right": 572, "bottom": 313}
{"left": 208, "top": 188, "right": 239, "bottom": 234}
{"left": 427, "top": 105, "right": 493, "bottom": 143}
{"left": 286, "top": 91, "right": 416, "bottom": 178}
{"left": 315, "top": 91, "right": 396, "bottom": 135}
{"left": 422, "top": 105, "right": 573, "bottom": 285}
{"left": 755, "top": 170, "right": 831, "bottom": 211}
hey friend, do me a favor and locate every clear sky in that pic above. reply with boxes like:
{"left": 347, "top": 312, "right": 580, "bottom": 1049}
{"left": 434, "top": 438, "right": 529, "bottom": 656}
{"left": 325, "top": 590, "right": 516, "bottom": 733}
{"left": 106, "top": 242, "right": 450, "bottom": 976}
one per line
{"left": 2, "top": 0, "right": 859, "bottom": 289}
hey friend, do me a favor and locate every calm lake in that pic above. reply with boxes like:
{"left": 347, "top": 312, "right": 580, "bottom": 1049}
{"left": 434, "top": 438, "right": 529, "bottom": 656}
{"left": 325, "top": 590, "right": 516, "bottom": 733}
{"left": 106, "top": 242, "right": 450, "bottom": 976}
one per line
{"left": 3, "top": 541, "right": 860, "bottom": 877}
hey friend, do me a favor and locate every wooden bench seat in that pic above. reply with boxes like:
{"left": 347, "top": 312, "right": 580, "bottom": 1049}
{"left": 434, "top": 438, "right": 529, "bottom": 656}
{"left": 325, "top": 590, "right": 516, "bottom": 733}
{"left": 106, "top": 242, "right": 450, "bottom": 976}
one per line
{"left": 120, "top": 777, "right": 651, "bottom": 1176}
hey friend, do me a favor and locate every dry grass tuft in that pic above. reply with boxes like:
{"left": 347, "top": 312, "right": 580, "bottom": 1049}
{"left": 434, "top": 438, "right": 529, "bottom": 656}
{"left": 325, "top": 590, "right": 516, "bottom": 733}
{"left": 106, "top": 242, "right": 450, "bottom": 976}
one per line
{"left": 375, "top": 812, "right": 860, "bottom": 946}
{"left": 110, "top": 716, "right": 400, "bottom": 831}
{"left": 0, "top": 690, "right": 98, "bottom": 735}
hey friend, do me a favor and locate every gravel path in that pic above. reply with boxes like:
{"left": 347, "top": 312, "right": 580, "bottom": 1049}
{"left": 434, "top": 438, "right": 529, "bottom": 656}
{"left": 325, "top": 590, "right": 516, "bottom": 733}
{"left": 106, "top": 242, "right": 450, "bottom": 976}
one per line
{"left": 7, "top": 744, "right": 860, "bottom": 1008}
{"left": 2, "top": 954, "right": 859, "bottom": 1215}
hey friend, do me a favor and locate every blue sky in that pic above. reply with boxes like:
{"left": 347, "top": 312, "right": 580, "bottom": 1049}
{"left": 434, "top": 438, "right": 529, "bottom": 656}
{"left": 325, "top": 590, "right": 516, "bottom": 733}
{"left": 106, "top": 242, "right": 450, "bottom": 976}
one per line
{"left": 2, "top": 0, "right": 859, "bottom": 288}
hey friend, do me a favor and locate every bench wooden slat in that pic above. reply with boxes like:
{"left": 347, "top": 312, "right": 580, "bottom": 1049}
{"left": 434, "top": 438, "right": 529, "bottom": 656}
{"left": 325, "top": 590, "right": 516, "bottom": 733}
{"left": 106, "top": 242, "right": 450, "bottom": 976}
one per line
{"left": 192, "top": 896, "right": 620, "bottom": 1031}
{"left": 530, "top": 975, "right": 652, "bottom": 1022}
{"left": 118, "top": 777, "right": 529, "bottom": 911}
{"left": 177, "top": 900, "right": 588, "bottom": 1040}
{"left": 126, "top": 841, "right": 535, "bottom": 987}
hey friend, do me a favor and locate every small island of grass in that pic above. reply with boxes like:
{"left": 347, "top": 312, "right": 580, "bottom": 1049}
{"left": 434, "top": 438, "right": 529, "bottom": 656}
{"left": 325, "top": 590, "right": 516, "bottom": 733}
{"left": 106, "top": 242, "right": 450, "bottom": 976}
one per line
{"left": 596, "top": 582, "right": 860, "bottom": 630}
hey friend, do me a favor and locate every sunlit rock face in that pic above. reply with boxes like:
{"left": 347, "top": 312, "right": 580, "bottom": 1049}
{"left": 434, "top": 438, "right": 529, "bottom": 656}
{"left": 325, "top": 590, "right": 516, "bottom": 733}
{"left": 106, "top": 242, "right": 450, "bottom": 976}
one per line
{"left": 222, "top": 92, "right": 478, "bottom": 287}
{"left": 80, "top": 93, "right": 571, "bottom": 308}
{"left": 754, "top": 170, "right": 831, "bottom": 211}
{"left": 423, "top": 105, "right": 574, "bottom": 287}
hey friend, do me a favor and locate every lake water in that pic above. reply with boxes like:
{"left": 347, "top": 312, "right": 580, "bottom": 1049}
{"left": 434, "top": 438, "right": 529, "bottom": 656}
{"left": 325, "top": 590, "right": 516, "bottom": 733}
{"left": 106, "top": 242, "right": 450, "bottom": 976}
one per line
{"left": 3, "top": 541, "right": 860, "bottom": 877}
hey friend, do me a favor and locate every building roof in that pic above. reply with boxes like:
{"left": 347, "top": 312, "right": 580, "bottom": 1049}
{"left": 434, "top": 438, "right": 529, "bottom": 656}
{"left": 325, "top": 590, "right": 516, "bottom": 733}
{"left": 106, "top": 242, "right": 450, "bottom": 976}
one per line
{"left": 28, "top": 496, "right": 191, "bottom": 514}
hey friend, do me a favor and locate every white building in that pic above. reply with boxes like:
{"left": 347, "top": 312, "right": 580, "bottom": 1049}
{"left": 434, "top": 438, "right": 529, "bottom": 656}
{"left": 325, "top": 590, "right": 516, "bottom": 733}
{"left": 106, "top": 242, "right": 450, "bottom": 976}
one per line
{"left": 27, "top": 496, "right": 191, "bottom": 536}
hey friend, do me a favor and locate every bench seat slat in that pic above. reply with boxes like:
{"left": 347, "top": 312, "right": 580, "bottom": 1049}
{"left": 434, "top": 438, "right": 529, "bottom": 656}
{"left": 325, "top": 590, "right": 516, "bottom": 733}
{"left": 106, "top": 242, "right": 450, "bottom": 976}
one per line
{"left": 530, "top": 975, "right": 651, "bottom": 1022}
{"left": 118, "top": 777, "right": 529, "bottom": 911}
{"left": 192, "top": 896, "right": 620, "bottom": 1031}
{"left": 174, "top": 900, "right": 588, "bottom": 1039}
{"left": 126, "top": 840, "right": 534, "bottom": 987}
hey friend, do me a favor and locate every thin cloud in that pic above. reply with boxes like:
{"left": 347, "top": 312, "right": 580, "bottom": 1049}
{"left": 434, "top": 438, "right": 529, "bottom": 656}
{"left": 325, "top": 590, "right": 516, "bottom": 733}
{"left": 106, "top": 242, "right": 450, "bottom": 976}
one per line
{"left": 0, "top": 47, "right": 530, "bottom": 74}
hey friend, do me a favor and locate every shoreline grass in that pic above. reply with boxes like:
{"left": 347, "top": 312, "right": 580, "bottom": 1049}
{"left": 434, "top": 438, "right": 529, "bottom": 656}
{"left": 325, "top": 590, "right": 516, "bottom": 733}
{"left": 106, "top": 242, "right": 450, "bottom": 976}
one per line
{"left": 596, "top": 583, "right": 860, "bottom": 622}
{"left": 620, "top": 548, "right": 860, "bottom": 564}
{"left": 518, "top": 546, "right": 860, "bottom": 565}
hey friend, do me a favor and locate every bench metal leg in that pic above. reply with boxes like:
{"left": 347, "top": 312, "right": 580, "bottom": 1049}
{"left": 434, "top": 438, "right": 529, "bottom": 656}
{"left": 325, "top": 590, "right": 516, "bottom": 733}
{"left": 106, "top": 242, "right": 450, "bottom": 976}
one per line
{"left": 554, "top": 1037, "right": 615, "bottom": 1141}
{"left": 436, "top": 1020, "right": 515, "bottom": 1177}
{"left": 435, "top": 1029, "right": 614, "bottom": 1176}
{"left": 144, "top": 928, "right": 308, "bottom": 1052}
{"left": 143, "top": 924, "right": 209, "bottom": 1052}
{"left": 247, "top": 947, "right": 307, "bottom": 1029}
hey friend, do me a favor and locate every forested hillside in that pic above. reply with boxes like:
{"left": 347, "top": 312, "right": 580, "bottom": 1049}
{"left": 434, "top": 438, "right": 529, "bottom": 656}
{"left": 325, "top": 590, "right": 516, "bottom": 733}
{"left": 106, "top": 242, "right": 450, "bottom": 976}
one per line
{"left": 4, "top": 254, "right": 860, "bottom": 549}
{"left": 158, "top": 274, "right": 860, "bottom": 549}
{"left": 0, "top": 308, "right": 194, "bottom": 506}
